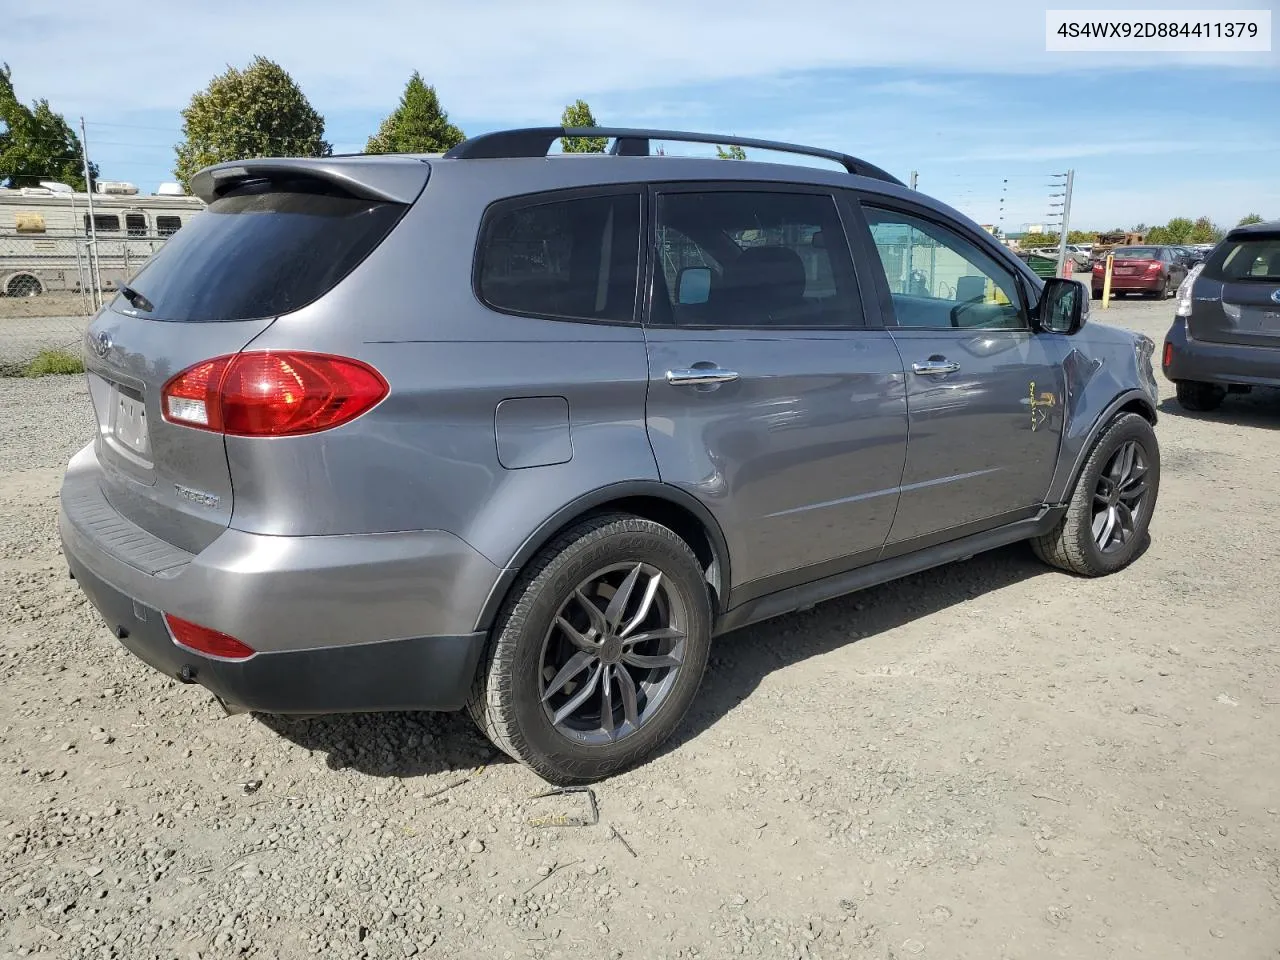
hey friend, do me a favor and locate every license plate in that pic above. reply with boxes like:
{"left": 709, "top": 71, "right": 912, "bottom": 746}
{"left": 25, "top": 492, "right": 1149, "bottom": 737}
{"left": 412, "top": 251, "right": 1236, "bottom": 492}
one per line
{"left": 1114, "top": 267, "right": 1134, "bottom": 275}
{"left": 113, "top": 391, "right": 150, "bottom": 455}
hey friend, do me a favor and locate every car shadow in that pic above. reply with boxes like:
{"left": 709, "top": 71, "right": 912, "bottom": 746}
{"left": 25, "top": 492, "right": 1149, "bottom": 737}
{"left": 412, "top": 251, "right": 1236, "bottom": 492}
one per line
{"left": 1157, "top": 389, "right": 1280, "bottom": 430}
{"left": 658, "top": 541, "right": 1052, "bottom": 759}
{"left": 256, "top": 704, "right": 504, "bottom": 780}
{"left": 258, "top": 542, "right": 1061, "bottom": 781}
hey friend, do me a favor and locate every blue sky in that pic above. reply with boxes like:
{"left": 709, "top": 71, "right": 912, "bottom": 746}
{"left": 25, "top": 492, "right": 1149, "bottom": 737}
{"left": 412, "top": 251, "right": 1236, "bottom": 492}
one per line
{"left": 7, "top": 0, "right": 1278, "bottom": 231}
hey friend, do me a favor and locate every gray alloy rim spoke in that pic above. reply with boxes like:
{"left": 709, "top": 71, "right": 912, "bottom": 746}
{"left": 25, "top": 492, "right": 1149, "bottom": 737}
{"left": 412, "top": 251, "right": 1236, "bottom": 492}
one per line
{"left": 555, "top": 615, "right": 598, "bottom": 653}
{"left": 542, "top": 650, "right": 595, "bottom": 702}
{"left": 1119, "top": 478, "right": 1147, "bottom": 503}
{"left": 622, "top": 625, "right": 684, "bottom": 647}
{"left": 1115, "top": 501, "right": 1136, "bottom": 542}
{"left": 540, "top": 561, "right": 687, "bottom": 746}
{"left": 599, "top": 671, "right": 616, "bottom": 738}
{"left": 622, "top": 642, "right": 686, "bottom": 670}
{"left": 603, "top": 563, "right": 643, "bottom": 634}
{"left": 1093, "top": 505, "right": 1117, "bottom": 549}
{"left": 620, "top": 572, "right": 663, "bottom": 638}
{"left": 551, "top": 665, "right": 602, "bottom": 727}
{"left": 575, "top": 588, "right": 609, "bottom": 634}
{"left": 614, "top": 665, "right": 640, "bottom": 728}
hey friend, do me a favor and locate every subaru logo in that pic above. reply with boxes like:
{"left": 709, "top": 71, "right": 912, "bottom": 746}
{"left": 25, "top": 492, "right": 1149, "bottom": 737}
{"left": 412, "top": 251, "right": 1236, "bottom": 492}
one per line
{"left": 1271, "top": 289, "right": 1280, "bottom": 305}
{"left": 93, "top": 331, "right": 112, "bottom": 359}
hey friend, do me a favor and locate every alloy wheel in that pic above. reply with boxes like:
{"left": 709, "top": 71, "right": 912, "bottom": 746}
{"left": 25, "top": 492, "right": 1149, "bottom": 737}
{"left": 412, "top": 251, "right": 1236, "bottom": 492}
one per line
{"left": 1093, "top": 440, "right": 1150, "bottom": 553}
{"left": 538, "top": 562, "right": 687, "bottom": 745}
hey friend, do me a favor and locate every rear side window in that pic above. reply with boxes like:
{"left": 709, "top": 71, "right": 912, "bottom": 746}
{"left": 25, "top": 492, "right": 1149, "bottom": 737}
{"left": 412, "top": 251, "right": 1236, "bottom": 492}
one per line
{"left": 1202, "top": 235, "right": 1280, "bottom": 282}
{"left": 115, "top": 179, "right": 406, "bottom": 322}
{"left": 476, "top": 190, "right": 642, "bottom": 324}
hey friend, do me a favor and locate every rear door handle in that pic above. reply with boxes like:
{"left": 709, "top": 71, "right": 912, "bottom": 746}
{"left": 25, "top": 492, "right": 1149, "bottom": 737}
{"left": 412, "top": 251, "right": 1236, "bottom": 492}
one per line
{"left": 666, "top": 367, "right": 740, "bottom": 386}
{"left": 911, "top": 359, "right": 960, "bottom": 376}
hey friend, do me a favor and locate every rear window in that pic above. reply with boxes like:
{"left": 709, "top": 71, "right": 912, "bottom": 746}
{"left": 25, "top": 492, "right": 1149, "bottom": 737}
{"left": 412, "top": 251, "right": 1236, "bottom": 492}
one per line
{"left": 1112, "top": 247, "right": 1160, "bottom": 260}
{"left": 476, "top": 190, "right": 641, "bottom": 324}
{"left": 114, "top": 179, "right": 406, "bottom": 322}
{"left": 1202, "top": 235, "right": 1280, "bottom": 282}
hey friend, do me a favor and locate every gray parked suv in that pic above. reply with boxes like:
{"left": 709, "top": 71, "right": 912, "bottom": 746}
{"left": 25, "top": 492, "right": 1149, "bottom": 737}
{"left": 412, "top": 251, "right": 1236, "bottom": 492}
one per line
{"left": 1162, "top": 219, "right": 1280, "bottom": 410}
{"left": 58, "top": 127, "right": 1162, "bottom": 783}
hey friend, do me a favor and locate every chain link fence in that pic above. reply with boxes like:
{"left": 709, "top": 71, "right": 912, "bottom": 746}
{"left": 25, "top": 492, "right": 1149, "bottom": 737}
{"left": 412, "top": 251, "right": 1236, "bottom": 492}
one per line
{"left": 0, "top": 232, "right": 174, "bottom": 371}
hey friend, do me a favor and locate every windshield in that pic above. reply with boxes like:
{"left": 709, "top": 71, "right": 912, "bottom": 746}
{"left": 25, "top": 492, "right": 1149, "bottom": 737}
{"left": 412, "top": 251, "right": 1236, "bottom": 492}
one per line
{"left": 1202, "top": 235, "right": 1280, "bottom": 282}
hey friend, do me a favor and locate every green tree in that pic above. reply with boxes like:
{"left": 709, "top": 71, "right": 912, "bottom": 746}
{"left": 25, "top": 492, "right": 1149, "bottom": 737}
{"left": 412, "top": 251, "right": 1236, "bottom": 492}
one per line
{"left": 366, "top": 72, "right": 464, "bottom": 155}
{"left": 1188, "top": 216, "right": 1221, "bottom": 244}
{"left": 1162, "top": 217, "right": 1194, "bottom": 243}
{"left": 1146, "top": 226, "right": 1169, "bottom": 244}
{"left": 1238, "top": 213, "right": 1265, "bottom": 226}
{"left": 174, "top": 56, "right": 330, "bottom": 190}
{"left": 0, "top": 63, "right": 97, "bottom": 190}
{"left": 559, "top": 100, "right": 606, "bottom": 153}
{"left": 716, "top": 144, "right": 747, "bottom": 160}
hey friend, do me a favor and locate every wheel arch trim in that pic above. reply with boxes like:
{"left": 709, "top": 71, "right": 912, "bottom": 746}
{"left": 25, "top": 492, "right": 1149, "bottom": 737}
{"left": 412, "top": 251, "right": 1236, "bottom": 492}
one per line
{"left": 1054, "top": 389, "right": 1157, "bottom": 505}
{"left": 472, "top": 480, "right": 733, "bottom": 633}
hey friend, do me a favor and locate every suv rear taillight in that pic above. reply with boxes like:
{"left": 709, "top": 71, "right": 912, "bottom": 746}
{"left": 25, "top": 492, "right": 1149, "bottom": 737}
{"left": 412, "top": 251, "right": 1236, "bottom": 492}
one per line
{"left": 161, "top": 351, "right": 388, "bottom": 437}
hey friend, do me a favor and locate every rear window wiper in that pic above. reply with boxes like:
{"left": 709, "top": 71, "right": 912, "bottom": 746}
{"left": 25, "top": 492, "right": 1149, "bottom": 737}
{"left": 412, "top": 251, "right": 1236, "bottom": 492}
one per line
{"left": 117, "top": 283, "right": 155, "bottom": 313}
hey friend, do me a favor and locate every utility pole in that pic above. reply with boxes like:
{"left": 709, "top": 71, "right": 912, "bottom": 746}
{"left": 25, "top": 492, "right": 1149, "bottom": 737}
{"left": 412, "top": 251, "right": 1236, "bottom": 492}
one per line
{"left": 79, "top": 117, "right": 103, "bottom": 311}
{"left": 1052, "top": 169, "right": 1075, "bottom": 278}
{"left": 909, "top": 170, "right": 918, "bottom": 190}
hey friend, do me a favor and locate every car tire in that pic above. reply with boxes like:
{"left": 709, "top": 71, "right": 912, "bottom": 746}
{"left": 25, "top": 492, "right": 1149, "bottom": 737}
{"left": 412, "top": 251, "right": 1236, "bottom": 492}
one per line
{"left": 1175, "top": 381, "right": 1226, "bottom": 412}
{"left": 1032, "top": 413, "right": 1159, "bottom": 577}
{"left": 466, "top": 513, "right": 713, "bottom": 785}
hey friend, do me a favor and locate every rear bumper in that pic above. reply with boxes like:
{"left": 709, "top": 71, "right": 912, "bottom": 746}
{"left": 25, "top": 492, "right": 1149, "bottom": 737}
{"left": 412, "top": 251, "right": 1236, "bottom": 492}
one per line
{"left": 1093, "top": 274, "right": 1164, "bottom": 292}
{"left": 1162, "top": 317, "right": 1280, "bottom": 387}
{"left": 58, "top": 443, "right": 498, "bottom": 713}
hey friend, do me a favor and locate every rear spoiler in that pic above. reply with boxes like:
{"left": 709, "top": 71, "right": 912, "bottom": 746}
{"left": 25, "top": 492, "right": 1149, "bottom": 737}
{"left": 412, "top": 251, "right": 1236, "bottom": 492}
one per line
{"left": 189, "top": 157, "right": 430, "bottom": 205}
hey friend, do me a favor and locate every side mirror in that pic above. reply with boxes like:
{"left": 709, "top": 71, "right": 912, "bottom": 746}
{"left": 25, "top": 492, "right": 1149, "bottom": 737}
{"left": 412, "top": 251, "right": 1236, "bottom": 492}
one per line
{"left": 676, "top": 266, "right": 711, "bottom": 305}
{"left": 1036, "top": 277, "right": 1086, "bottom": 335}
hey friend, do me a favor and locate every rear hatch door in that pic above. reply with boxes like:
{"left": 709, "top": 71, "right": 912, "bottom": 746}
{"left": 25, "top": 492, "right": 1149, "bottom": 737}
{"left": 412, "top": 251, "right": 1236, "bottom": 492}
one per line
{"left": 81, "top": 160, "right": 425, "bottom": 554}
{"left": 1189, "top": 231, "right": 1280, "bottom": 347}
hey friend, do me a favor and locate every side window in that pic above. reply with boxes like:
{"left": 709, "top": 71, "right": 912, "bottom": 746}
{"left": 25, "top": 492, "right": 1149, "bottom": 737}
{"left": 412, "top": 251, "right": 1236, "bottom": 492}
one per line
{"left": 476, "top": 191, "right": 641, "bottom": 323}
{"left": 863, "top": 206, "right": 1026, "bottom": 330}
{"left": 651, "top": 190, "right": 863, "bottom": 328}
{"left": 155, "top": 216, "right": 182, "bottom": 237}
{"left": 125, "top": 213, "right": 147, "bottom": 237}
{"left": 84, "top": 214, "right": 120, "bottom": 234}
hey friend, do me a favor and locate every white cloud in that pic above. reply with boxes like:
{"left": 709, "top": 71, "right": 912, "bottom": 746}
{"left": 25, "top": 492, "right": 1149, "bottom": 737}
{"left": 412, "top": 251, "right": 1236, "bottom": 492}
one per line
{"left": 6, "top": 0, "right": 1273, "bottom": 120}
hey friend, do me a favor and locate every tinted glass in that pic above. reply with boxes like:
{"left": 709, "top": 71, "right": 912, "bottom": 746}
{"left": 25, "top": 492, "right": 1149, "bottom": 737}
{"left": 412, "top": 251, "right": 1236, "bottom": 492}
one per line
{"left": 116, "top": 180, "right": 406, "bottom": 322}
{"left": 1202, "top": 235, "right": 1280, "bottom": 282}
{"left": 864, "top": 207, "right": 1025, "bottom": 330}
{"left": 477, "top": 192, "right": 641, "bottom": 323}
{"left": 1111, "top": 247, "right": 1160, "bottom": 259}
{"left": 651, "top": 190, "right": 862, "bottom": 328}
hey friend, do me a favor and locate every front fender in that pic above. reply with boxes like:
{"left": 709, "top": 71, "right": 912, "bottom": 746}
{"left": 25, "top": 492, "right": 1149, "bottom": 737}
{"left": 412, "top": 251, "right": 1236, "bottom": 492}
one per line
{"left": 1046, "top": 387, "right": 1157, "bottom": 505}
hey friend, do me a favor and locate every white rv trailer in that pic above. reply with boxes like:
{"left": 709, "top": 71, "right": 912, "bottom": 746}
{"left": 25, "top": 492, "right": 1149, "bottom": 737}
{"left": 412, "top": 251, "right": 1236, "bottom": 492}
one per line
{"left": 0, "top": 181, "right": 206, "bottom": 298}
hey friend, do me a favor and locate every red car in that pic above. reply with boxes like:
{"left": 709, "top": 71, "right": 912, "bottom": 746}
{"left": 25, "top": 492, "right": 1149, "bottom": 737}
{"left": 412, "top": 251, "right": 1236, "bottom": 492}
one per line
{"left": 1092, "top": 245, "right": 1188, "bottom": 299}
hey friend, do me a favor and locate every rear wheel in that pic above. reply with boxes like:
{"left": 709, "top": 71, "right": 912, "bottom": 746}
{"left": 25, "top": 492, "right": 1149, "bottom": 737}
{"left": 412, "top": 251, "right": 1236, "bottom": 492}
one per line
{"left": 1175, "top": 381, "right": 1225, "bottom": 412}
{"left": 467, "top": 514, "right": 712, "bottom": 785}
{"left": 1032, "top": 413, "right": 1159, "bottom": 577}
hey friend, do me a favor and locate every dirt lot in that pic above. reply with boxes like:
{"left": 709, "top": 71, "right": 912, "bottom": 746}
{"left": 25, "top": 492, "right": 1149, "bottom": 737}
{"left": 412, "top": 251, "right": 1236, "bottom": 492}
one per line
{"left": 1, "top": 297, "right": 1277, "bottom": 960}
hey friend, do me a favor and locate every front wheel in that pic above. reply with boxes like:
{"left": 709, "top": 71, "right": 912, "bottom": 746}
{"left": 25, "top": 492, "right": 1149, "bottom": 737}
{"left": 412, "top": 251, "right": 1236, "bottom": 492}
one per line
{"left": 467, "top": 514, "right": 712, "bottom": 784}
{"left": 1032, "top": 413, "right": 1160, "bottom": 577}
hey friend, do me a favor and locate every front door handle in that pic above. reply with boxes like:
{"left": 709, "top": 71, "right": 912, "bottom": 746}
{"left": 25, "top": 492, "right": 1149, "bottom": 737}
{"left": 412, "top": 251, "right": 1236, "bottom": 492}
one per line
{"left": 911, "top": 359, "right": 960, "bottom": 376}
{"left": 666, "top": 367, "right": 740, "bottom": 386}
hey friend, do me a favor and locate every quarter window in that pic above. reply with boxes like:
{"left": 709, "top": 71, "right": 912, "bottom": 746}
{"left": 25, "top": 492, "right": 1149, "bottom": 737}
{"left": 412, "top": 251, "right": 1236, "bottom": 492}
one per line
{"left": 863, "top": 207, "right": 1026, "bottom": 330}
{"left": 651, "top": 190, "right": 862, "bottom": 328}
{"left": 476, "top": 191, "right": 642, "bottom": 323}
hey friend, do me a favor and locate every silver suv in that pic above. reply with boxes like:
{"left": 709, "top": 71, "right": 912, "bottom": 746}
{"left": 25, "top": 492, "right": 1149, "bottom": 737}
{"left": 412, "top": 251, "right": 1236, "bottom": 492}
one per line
{"left": 59, "top": 127, "right": 1162, "bottom": 783}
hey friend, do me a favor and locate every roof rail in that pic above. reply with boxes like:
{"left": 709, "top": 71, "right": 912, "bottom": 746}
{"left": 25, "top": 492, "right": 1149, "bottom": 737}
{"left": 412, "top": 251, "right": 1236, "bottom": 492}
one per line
{"left": 441, "top": 126, "right": 904, "bottom": 186}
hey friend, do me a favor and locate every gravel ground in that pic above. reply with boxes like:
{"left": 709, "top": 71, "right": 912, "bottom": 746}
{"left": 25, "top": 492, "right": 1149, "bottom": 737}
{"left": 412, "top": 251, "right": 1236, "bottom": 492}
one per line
{"left": 1, "top": 297, "right": 1278, "bottom": 960}
{"left": 0, "top": 315, "right": 89, "bottom": 367}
